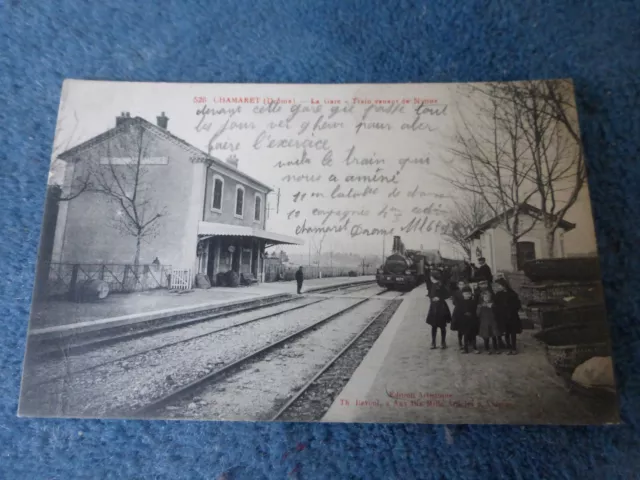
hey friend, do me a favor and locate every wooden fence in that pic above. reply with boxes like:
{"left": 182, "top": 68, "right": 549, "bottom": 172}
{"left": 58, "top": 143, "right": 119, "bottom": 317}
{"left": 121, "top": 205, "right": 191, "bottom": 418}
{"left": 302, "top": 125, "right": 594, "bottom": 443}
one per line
{"left": 46, "top": 263, "right": 172, "bottom": 298}
{"left": 170, "top": 269, "right": 192, "bottom": 290}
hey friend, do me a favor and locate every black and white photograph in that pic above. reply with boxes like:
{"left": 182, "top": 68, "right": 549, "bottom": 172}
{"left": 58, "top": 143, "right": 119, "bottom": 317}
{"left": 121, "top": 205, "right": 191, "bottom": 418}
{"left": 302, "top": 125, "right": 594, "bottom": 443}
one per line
{"left": 19, "top": 79, "right": 620, "bottom": 424}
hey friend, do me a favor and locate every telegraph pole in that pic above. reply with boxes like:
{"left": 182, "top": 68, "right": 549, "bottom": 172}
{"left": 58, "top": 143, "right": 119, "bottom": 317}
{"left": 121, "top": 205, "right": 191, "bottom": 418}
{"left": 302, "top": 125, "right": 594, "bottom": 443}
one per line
{"left": 266, "top": 187, "right": 281, "bottom": 220}
{"left": 361, "top": 257, "right": 370, "bottom": 276}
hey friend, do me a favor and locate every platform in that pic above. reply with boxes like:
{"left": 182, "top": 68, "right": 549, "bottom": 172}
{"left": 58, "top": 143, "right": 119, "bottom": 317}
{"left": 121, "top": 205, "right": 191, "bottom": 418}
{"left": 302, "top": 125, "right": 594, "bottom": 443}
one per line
{"left": 323, "top": 287, "right": 617, "bottom": 425}
{"left": 29, "top": 276, "right": 375, "bottom": 337}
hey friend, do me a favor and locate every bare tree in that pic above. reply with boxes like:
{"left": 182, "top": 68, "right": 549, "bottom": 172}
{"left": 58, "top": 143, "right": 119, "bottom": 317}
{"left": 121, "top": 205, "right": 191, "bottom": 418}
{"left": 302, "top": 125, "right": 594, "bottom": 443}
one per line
{"left": 278, "top": 250, "right": 289, "bottom": 263}
{"left": 49, "top": 89, "right": 92, "bottom": 201}
{"left": 445, "top": 80, "right": 586, "bottom": 269}
{"left": 442, "top": 193, "right": 491, "bottom": 258}
{"left": 311, "top": 233, "right": 327, "bottom": 275}
{"left": 495, "top": 80, "right": 587, "bottom": 257}
{"left": 445, "top": 85, "right": 539, "bottom": 270}
{"left": 91, "top": 123, "right": 167, "bottom": 269}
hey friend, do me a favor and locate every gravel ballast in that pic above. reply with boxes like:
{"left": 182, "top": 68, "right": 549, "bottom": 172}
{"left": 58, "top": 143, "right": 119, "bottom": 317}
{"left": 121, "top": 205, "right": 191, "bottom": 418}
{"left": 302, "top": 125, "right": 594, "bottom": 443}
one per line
{"left": 159, "top": 299, "right": 402, "bottom": 421}
{"left": 22, "top": 297, "right": 363, "bottom": 417}
{"left": 276, "top": 300, "right": 402, "bottom": 422}
{"left": 24, "top": 296, "right": 323, "bottom": 386}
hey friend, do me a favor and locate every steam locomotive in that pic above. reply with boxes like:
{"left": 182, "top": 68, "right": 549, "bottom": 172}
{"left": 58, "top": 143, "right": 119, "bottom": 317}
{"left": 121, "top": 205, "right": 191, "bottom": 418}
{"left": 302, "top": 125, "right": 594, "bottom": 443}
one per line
{"left": 376, "top": 236, "right": 441, "bottom": 290}
{"left": 376, "top": 236, "right": 464, "bottom": 291}
{"left": 376, "top": 253, "right": 421, "bottom": 291}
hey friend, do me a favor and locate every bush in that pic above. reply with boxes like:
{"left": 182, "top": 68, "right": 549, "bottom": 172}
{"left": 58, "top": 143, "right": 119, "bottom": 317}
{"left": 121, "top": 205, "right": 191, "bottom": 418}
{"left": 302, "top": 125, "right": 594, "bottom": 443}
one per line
{"left": 225, "top": 270, "right": 240, "bottom": 287}
{"left": 195, "top": 273, "right": 211, "bottom": 289}
{"left": 348, "top": 270, "right": 358, "bottom": 277}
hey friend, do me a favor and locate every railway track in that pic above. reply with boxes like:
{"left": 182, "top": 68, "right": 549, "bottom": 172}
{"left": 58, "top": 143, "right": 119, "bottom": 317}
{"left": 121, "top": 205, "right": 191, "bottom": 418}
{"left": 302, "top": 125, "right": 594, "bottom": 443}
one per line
{"left": 375, "top": 289, "right": 407, "bottom": 298}
{"left": 126, "top": 290, "right": 400, "bottom": 419}
{"left": 23, "top": 296, "right": 374, "bottom": 417}
{"left": 310, "top": 285, "right": 405, "bottom": 299}
{"left": 31, "top": 294, "right": 299, "bottom": 359}
{"left": 310, "top": 281, "right": 378, "bottom": 295}
{"left": 21, "top": 282, "right": 406, "bottom": 416}
{"left": 22, "top": 296, "right": 328, "bottom": 390}
{"left": 27, "top": 283, "right": 383, "bottom": 387}
{"left": 270, "top": 301, "right": 398, "bottom": 421}
{"left": 33, "top": 280, "right": 377, "bottom": 360}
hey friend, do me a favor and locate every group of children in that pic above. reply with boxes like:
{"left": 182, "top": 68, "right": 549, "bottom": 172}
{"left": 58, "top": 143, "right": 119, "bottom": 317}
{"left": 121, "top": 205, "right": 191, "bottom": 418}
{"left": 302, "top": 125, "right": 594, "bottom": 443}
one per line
{"left": 425, "top": 272, "right": 523, "bottom": 355}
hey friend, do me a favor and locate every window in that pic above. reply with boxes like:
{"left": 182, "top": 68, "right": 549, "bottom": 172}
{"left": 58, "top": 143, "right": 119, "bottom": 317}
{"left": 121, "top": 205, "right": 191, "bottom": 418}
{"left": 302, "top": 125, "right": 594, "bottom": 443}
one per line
{"left": 254, "top": 194, "right": 262, "bottom": 222}
{"left": 516, "top": 241, "right": 536, "bottom": 271}
{"left": 235, "top": 185, "right": 245, "bottom": 218}
{"left": 211, "top": 175, "right": 224, "bottom": 211}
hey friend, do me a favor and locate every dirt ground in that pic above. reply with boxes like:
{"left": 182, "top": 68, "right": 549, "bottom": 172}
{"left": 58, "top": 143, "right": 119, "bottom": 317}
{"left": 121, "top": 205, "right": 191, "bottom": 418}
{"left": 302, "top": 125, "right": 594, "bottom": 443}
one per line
{"left": 324, "top": 291, "right": 620, "bottom": 425}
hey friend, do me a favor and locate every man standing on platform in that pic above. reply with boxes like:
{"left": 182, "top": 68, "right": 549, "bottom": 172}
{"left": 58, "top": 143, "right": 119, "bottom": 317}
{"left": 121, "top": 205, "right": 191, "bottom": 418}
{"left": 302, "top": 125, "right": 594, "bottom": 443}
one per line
{"left": 474, "top": 257, "right": 493, "bottom": 284}
{"left": 295, "top": 266, "right": 304, "bottom": 294}
{"left": 425, "top": 263, "right": 433, "bottom": 292}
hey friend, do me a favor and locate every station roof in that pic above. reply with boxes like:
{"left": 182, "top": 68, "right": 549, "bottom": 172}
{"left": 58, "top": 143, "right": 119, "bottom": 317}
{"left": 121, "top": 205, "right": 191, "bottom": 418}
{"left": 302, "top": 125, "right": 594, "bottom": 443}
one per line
{"left": 198, "top": 221, "right": 304, "bottom": 247}
{"left": 464, "top": 203, "right": 576, "bottom": 240}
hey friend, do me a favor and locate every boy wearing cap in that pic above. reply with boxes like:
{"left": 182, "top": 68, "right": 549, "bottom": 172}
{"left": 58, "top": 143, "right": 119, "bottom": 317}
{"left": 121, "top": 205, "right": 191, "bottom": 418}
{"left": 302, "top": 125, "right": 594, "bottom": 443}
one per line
{"left": 426, "top": 270, "right": 452, "bottom": 349}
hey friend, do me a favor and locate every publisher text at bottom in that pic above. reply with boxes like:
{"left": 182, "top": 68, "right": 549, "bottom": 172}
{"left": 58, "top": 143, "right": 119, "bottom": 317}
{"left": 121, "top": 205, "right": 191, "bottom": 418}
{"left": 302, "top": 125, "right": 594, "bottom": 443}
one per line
{"left": 339, "top": 398, "right": 515, "bottom": 409}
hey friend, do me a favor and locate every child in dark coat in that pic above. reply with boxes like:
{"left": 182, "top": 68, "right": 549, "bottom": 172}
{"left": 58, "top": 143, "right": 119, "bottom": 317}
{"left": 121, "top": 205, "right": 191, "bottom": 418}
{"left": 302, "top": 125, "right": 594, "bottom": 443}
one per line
{"left": 476, "top": 290, "right": 500, "bottom": 354}
{"left": 474, "top": 279, "right": 505, "bottom": 349}
{"left": 451, "top": 280, "right": 468, "bottom": 349}
{"left": 493, "top": 278, "right": 522, "bottom": 354}
{"left": 426, "top": 271, "right": 451, "bottom": 349}
{"left": 474, "top": 279, "right": 492, "bottom": 299}
{"left": 454, "top": 286, "right": 479, "bottom": 354}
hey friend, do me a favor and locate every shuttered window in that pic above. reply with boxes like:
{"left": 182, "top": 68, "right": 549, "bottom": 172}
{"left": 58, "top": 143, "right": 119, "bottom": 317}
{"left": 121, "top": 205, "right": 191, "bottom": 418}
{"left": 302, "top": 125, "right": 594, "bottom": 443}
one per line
{"left": 211, "top": 176, "right": 224, "bottom": 211}
{"left": 235, "top": 186, "right": 244, "bottom": 217}
{"left": 254, "top": 195, "right": 262, "bottom": 222}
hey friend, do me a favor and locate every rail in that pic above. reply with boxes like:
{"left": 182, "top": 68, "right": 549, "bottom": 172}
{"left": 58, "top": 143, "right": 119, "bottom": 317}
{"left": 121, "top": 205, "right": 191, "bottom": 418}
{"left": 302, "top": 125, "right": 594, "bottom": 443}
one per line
{"left": 25, "top": 297, "right": 328, "bottom": 390}
{"left": 270, "top": 301, "right": 397, "bottom": 420}
{"left": 127, "top": 295, "right": 379, "bottom": 418}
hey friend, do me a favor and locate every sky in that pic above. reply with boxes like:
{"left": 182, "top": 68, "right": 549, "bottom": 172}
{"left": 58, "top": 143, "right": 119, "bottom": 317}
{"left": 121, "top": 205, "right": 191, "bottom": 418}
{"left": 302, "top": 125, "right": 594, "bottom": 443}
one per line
{"left": 49, "top": 80, "right": 597, "bottom": 259}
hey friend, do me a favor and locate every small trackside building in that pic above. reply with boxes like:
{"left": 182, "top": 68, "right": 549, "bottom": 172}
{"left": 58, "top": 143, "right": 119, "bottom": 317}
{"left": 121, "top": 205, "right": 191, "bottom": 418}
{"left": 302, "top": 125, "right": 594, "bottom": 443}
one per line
{"left": 464, "top": 203, "right": 576, "bottom": 272}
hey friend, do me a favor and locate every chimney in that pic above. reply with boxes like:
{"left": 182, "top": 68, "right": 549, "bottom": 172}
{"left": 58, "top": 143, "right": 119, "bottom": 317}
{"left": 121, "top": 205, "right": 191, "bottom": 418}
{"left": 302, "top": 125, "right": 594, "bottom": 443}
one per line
{"left": 226, "top": 154, "right": 239, "bottom": 169}
{"left": 392, "top": 236, "right": 402, "bottom": 254}
{"left": 116, "top": 112, "right": 127, "bottom": 126}
{"left": 157, "top": 112, "right": 168, "bottom": 129}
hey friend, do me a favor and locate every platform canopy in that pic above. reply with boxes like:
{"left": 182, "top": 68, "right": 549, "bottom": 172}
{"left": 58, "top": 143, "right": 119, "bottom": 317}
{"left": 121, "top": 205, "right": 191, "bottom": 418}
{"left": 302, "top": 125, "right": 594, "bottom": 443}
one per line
{"left": 198, "top": 221, "right": 304, "bottom": 247}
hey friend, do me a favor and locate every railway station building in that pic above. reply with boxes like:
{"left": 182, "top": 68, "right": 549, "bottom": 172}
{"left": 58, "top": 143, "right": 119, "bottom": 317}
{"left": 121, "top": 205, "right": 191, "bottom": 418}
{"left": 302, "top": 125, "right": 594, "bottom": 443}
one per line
{"left": 51, "top": 112, "right": 303, "bottom": 289}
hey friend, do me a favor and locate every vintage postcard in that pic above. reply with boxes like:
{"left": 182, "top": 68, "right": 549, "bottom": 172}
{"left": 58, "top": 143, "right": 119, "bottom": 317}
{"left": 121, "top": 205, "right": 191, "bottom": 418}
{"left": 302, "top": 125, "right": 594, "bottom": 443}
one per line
{"left": 19, "top": 79, "right": 620, "bottom": 424}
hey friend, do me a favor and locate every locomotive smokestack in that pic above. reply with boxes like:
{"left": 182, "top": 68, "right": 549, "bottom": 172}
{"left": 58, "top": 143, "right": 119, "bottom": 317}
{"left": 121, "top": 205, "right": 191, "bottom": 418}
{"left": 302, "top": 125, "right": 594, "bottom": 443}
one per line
{"left": 392, "top": 236, "right": 401, "bottom": 253}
